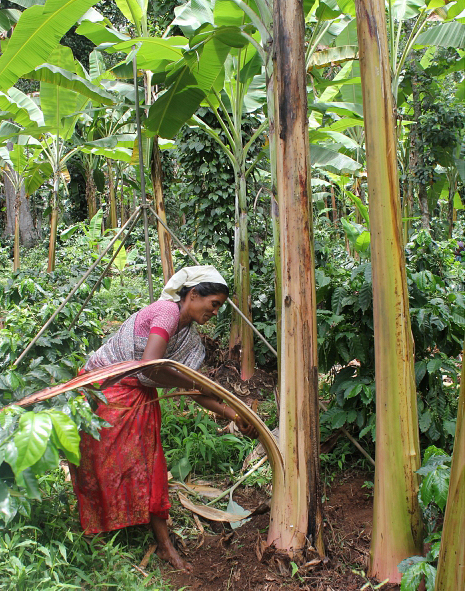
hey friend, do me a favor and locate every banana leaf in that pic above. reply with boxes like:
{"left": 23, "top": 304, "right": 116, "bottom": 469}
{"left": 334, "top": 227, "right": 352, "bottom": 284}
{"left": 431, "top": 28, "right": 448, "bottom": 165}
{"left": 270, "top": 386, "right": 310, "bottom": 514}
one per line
{"left": 4, "top": 359, "right": 284, "bottom": 484}
{"left": 0, "top": 0, "right": 98, "bottom": 92}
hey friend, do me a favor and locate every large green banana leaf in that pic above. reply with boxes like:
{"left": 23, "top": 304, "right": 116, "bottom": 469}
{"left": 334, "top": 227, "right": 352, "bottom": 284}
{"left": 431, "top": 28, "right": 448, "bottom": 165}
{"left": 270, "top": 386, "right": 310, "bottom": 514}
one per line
{"left": 40, "top": 46, "right": 90, "bottom": 140}
{"left": 0, "top": 90, "right": 43, "bottom": 127}
{"left": 334, "top": 19, "right": 362, "bottom": 106}
{"left": 80, "top": 134, "right": 136, "bottom": 162}
{"left": 6, "top": 1, "right": 46, "bottom": 6}
{"left": 390, "top": 0, "right": 426, "bottom": 22}
{"left": 24, "top": 161, "right": 53, "bottom": 195}
{"left": 172, "top": 0, "right": 215, "bottom": 37}
{"left": 414, "top": 22, "right": 465, "bottom": 49}
{"left": 0, "top": 144, "right": 27, "bottom": 172}
{"left": 307, "top": 45, "right": 358, "bottom": 69}
{"left": 26, "top": 63, "right": 115, "bottom": 105}
{"left": 0, "top": 8, "right": 21, "bottom": 33}
{"left": 145, "top": 32, "right": 236, "bottom": 138}
{"left": 309, "top": 101, "right": 364, "bottom": 118}
{"left": 310, "top": 144, "right": 362, "bottom": 174}
{"left": 309, "top": 129, "right": 361, "bottom": 150}
{"left": 114, "top": 0, "right": 148, "bottom": 25}
{"left": 108, "top": 37, "right": 187, "bottom": 72}
{"left": 0, "top": 0, "right": 98, "bottom": 92}
{"left": 75, "top": 19, "right": 131, "bottom": 46}
{"left": 326, "top": 117, "right": 364, "bottom": 132}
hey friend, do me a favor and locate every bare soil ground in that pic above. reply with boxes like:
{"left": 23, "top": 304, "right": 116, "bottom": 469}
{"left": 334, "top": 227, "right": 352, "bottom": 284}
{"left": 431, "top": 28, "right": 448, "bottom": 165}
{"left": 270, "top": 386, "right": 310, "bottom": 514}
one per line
{"left": 156, "top": 343, "right": 399, "bottom": 591}
{"left": 160, "top": 471, "right": 399, "bottom": 590}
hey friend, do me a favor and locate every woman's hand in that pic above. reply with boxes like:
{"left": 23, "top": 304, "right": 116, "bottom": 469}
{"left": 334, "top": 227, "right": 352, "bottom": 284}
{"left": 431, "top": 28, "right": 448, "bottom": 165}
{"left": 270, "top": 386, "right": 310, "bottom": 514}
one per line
{"left": 193, "top": 395, "right": 259, "bottom": 439}
{"left": 235, "top": 416, "right": 259, "bottom": 439}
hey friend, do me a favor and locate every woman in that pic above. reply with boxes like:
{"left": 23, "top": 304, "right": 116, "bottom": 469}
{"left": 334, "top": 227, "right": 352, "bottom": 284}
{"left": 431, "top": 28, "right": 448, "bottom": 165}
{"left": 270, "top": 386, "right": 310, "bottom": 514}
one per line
{"left": 71, "top": 265, "right": 255, "bottom": 572}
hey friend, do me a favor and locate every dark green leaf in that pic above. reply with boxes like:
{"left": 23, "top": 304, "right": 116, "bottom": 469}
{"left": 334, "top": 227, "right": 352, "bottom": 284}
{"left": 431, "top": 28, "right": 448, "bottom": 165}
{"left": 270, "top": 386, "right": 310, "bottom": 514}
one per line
{"left": 414, "top": 361, "right": 427, "bottom": 385}
{"left": 331, "top": 409, "right": 348, "bottom": 429}
{"left": 49, "top": 411, "right": 80, "bottom": 466}
{"left": 14, "top": 412, "right": 52, "bottom": 474}
{"left": 170, "top": 456, "right": 191, "bottom": 482}
{"left": 19, "top": 468, "right": 41, "bottom": 500}
{"left": 420, "top": 467, "right": 450, "bottom": 510}
{"left": 30, "top": 440, "right": 60, "bottom": 475}
{"left": 0, "top": 483, "right": 18, "bottom": 523}
{"left": 419, "top": 410, "right": 432, "bottom": 433}
{"left": 358, "top": 282, "right": 372, "bottom": 312}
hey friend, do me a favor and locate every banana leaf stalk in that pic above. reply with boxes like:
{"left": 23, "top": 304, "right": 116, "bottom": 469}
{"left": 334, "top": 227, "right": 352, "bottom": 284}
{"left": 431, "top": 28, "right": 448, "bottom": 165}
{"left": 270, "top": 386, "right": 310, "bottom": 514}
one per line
{"left": 434, "top": 345, "right": 465, "bottom": 591}
{"left": 354, "top": 0, "right": 423, "bottom": 582}
{"left": 107, "top": 157, "right": 117, "bottom": 229}
{"left": 47, "top": 177, "right": 59, "bottom": 273}
{"left": 5, "top": 359, "right": 284, "bottom": 502}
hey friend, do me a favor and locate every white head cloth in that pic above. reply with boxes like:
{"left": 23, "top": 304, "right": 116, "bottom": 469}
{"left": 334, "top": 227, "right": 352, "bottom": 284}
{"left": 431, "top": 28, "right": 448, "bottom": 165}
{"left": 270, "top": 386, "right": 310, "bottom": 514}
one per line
{"left": 159, "top": 265, "right": 228, "bottom": 302}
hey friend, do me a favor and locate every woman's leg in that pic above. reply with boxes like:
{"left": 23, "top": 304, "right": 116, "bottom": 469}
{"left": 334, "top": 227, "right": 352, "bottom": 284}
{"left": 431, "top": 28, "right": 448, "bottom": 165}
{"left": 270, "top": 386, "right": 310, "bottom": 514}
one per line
{"left": 150, "top": 513, "right": 193, "bottom": 572}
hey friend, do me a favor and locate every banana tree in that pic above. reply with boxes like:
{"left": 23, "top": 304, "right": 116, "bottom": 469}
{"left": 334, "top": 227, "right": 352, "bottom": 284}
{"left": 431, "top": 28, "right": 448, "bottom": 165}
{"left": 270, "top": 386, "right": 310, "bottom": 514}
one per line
{"left": 434, "top": 340, "right": 465, "bottom": 591}
{"left": 354, "top": 0, "right": 423, "bottom": 582}
{"left": 0, "top": 87, "right": 47, "bottom": 259}
{"left": 93, "top": 3, "right": 263, "bottom": 375}
{"left": 160, "top": 0, "right": 269, "bottom": 379}
{"left": 76, "top": 3, "right": 178, "bottom": 282}
{"left": 73, "top": 49, "right": 137, "bottom": 224}
{"left": 0, "top": 138, "right": 51, "bottom": 270}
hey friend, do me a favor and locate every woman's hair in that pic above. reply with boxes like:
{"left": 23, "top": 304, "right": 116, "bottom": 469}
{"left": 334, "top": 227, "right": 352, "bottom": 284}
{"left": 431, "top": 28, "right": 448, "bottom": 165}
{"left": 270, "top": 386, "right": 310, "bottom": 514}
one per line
{"left": 178, "top": 281, "right": 229, "bottom": 300}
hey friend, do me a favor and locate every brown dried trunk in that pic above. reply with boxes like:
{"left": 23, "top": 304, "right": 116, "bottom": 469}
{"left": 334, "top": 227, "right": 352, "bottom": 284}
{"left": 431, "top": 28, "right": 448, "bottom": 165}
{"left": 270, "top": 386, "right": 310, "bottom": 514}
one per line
{"left": 267, "top": 0, "right": 324, "bottom": 557}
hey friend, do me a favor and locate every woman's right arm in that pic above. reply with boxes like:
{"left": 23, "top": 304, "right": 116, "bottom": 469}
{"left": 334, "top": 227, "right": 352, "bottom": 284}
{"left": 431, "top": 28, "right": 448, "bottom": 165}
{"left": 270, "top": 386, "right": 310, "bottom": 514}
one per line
{"left": 141, "top": 332, "right": 198, "bottom": 389}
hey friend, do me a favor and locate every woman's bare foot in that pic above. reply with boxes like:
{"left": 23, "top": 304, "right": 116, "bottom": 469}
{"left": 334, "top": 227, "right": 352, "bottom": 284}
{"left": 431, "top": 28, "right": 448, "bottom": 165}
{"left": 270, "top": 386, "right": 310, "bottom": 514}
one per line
{"left": 150, "top": 513, "right": 193, "bottom": 572}
{"left": 156, "top": 541, "right": 193, "bottom": 572}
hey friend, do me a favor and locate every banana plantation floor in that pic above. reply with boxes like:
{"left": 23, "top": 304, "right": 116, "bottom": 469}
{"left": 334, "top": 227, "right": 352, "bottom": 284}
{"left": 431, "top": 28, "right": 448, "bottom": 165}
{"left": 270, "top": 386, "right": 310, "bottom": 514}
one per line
{"left": 156, "top": 338, "right": 399, "bottom": 591}
{"left": 160, "top": 472, "right": 397, "bottom": 590}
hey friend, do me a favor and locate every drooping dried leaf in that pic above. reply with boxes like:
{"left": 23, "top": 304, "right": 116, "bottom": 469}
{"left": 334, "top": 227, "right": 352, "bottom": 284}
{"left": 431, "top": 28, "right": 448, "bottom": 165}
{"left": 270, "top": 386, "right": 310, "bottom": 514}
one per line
{"left": 169, "top": 481, "right": 223, "bottom": 499}
{"left": 178, "top": 492, "right": 251, "bottom": 523}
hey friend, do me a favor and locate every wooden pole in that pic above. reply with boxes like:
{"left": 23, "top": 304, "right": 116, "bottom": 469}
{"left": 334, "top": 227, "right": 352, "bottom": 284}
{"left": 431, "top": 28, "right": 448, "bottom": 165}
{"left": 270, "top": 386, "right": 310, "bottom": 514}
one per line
{"left": 133, "top": 51, "right": 154, "bottom": 303}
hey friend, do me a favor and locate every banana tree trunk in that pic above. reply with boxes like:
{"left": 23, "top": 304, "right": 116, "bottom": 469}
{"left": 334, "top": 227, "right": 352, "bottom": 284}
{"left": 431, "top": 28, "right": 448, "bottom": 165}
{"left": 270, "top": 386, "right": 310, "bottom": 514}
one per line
{"left": 13, "top": 191, "right": 20, "bottom": 272}
{"left": 434, "top": 342, "right": 465, "bottom": 591}
{"left": 331, "top": 184, "right": 337, "bottom": 225}
{"left": 151, "top": 138, "right": 174, "bottom": 282}
{"left": 267, "top": 0, "right": 324, "bottom": 557}
{"left": 229, "top": 166, "right": 255, "bottom": 380}
{"left": 447, "top": 170, "right": 458, "bottom": 239}
{"left": 411, "top": 69, "right": 430, "bottom": 231}
{"left": 120, "top": 182, "right": 126, "bottom": 225}
{"left": 265, "top": 48, "right": 282, "bottom": 396}
{"left": 354, "top": 0, "right": 423, "bottom": 582}
{"left": 107, "top": 158, "right": 117, "bottom": 229}
{"left": 85, "top": 163, "right": 97, "bottom": 220}
{"left": 47, "top": 181, "right": 59, "bottom": 273}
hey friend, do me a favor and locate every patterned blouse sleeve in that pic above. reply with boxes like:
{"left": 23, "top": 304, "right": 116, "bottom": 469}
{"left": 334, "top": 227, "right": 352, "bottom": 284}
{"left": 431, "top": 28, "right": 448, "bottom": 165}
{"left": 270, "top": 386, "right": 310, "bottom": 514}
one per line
{"left": 149, "top": 301, "right": 180, "bottom": 343}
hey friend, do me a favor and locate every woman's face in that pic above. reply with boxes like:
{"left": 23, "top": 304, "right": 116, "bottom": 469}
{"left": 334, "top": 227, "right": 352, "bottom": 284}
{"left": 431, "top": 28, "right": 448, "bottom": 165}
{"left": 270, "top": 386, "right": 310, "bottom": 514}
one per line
{"left": 187, "top": 290, "right": 228, "bottom": 325}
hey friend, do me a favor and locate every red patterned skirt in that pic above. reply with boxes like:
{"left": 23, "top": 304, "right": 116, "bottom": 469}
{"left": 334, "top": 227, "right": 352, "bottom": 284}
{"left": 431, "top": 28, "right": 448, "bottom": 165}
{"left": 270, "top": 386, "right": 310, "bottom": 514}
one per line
{"left": 70, "top": 377, "right": 170, "bottom": 534}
